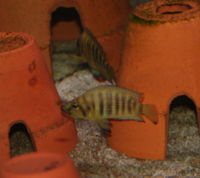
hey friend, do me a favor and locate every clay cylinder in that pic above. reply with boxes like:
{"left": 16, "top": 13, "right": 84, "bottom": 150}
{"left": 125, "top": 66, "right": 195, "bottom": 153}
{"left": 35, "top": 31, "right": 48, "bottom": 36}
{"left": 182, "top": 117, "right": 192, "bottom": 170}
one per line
{"left": 0, "top": 152, "right": 79, "bottom": 178}
{"left": 0, "top": 32, "right": 77, "bottom": 165}
{"left": 107, "top": 0, "right": 200, "bottom": 160}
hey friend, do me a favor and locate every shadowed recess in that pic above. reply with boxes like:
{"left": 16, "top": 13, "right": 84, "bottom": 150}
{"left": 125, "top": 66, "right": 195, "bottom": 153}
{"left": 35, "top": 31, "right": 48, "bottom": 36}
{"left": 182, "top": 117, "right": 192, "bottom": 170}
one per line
{"left": 168, "top": 95, "right": 200, "bottom": 158}
{"left": 51, "top": 7, "right": 83, "bottom": 40}
{"left": 51, "top": 7, "right": 82, "bottom": 27}
{"left": 9, "top": 122, "right": 36, "bottom": 157}
{"left": 169, "top": 95, "right": 197, "bottom": 115}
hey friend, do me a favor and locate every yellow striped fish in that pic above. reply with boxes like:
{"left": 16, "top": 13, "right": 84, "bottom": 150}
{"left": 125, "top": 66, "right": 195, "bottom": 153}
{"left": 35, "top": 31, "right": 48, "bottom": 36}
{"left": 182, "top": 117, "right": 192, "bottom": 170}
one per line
{"left": 72, "top": 28, "right": 116, "bottom": 83}
{"left": 61, "top": 85, "right": 158, "bottom": 131}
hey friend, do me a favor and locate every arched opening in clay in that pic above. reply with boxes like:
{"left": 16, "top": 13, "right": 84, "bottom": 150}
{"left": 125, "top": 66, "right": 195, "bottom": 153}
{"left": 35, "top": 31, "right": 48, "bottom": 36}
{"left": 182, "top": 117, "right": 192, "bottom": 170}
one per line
{"left": 168, "top": 95, "right": 200, "bottom": 158}
{"left": 50, "top": 7, "right": 83, "bottom": 81}
{"left": 51, "top": 7, "right": 83, "bottom": 40}
{"left": 157, "top": 3, "right": 192, "bottom": 15}
{"left": 9, "top": 122, "right": 36, "bottom": 157}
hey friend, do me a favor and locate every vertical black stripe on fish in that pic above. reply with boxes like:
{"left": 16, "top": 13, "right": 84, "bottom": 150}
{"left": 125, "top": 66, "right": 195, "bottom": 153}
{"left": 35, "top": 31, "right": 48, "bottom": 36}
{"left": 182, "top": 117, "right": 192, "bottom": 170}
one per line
{"left": 115, "top": 93, "right": 119, "bottom": 114}
{"left": 98, "top": 92, "right": 104, "bottom": 116}
{"left": 128, "top": 97, "right": 135, "bottom": 113}
{"left": 127, "top": 97, "right": 132, "bottom": 113}
{"left": 88, "top": 39, "right": 93, "bottom": 62}
{"left": 79, "top": 34, "right": 85, "bottom": 54}
{"left": 92, "top": 41, "right": 99, "bottom": 65}
{"left": 79, "top": 105, "right": 87, "bottom": 117}
{"left": 106, "top": 92, "right": 112, "bottom": 115}
{"left": 132, "top": 98, "right": 137, "bottom": 112}
{"left": 98, "top": 49, "right": 103, "bottom": 64}
{"left": 90, "top": 93, "right": 95, "bottom": 111}
{"left": 81, "top": 33, "right": 89, "bottom": 59}
{"left": 94, "top": 46, "right": 100, "bottom": 67}
{"left": 91, "top": 42, "right": 96, "bottom": 60}
{"left": 94, "top": 41, "right": 99, "bottom": 60}
{"left": 92, "top": 44, "right": 99, "bottom": 66}
{"left": 94, "top": 43, "right": 99, "bottom": 62}
{"left": 85, "top": 36, "right": 91, "bottom": 60}
{"left": 90, "top": 37, "right": 97, "bottom": 63}
{"left": 82, "top": 95, "right": 91, "bottom": 112}
{"left": 121, "top": 95, "right": 126, "bottom": 114}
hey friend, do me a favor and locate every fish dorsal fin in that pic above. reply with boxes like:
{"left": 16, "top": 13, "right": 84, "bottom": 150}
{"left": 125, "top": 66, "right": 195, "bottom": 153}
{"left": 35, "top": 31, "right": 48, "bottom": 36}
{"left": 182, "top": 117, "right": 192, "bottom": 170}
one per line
{"left": 77, "top": 28, "right": 116, "bottom": 83}
{"left": 78, "top": 28, "right": 105, "bottom": 63}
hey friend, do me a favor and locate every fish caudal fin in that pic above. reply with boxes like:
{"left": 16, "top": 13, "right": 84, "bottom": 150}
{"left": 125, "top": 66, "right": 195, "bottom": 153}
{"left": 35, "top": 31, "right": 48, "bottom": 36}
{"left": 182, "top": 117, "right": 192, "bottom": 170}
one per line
{"left": 141, "top": 104, "right": 158, "bottom": 124}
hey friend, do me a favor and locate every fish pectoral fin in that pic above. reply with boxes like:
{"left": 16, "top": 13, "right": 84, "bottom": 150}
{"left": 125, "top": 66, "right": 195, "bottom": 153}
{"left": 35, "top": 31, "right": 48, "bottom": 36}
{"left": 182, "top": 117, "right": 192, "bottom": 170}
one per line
{"left": 101, "top": 128, "right": 111, "bottom": 137}
{"left": 95, "top": 118, "right": 111, "bottom": 131}
{"left": 141, "top": 104, "right": 158, "bottom": 124}
{"left": 96, "top": 119, "right": 112, "bottom": 137}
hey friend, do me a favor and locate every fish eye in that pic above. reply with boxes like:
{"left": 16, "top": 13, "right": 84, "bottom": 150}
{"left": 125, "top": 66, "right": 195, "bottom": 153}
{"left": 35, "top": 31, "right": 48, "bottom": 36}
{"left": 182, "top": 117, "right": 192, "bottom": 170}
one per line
{"left": 72, "top": 104, "right": 79, "bottom": 109}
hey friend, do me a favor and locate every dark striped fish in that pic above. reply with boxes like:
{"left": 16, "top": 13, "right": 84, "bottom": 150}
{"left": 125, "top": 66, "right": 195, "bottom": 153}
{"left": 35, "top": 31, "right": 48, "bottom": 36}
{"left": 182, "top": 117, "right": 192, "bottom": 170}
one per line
{"left": 61, "top": 85, "right": 158, "bottom": 131}
{"left": 76, "top": 28, "right": 116, "bottom": 83}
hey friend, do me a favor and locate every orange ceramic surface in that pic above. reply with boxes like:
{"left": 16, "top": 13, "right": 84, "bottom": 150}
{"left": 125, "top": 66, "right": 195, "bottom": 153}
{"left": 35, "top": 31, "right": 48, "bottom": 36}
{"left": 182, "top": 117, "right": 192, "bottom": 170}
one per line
{"left": 108, "top": 0, "right": 200, "bottom": 160}
{"left": 0, "top": 32, "right": 77, "bottom": 165}
{"left": 1, "top": 152, "right": 79, "bottom": 178}
{"left": 51, "top": 21, "right": 82, "bottom": 41}
{"left": 0, "top": 0, "right": 130, "bottom": 72}
{"left": 98, "top": 27, "right": 127, "bottom": 74}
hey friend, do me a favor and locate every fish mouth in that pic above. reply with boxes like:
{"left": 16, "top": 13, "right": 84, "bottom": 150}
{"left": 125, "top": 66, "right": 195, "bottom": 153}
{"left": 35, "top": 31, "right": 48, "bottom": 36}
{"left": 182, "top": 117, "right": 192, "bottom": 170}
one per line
{"left": 60, "top": 104, "right": 69, "bottom": 113}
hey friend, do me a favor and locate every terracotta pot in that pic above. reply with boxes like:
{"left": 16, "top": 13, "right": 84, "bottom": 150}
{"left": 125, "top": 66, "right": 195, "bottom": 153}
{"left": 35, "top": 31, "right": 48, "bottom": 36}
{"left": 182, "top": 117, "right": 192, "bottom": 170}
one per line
{"left": 0, "top": 152, "right": 79, "bottom": 178}
{"left": 0, "top": 0, "right": 130, "bottom": 72}
{"left": 107, "top": 0, "right": 200, "bottom": 160}
{"left": 0, "top": 32, "right": 77, "bottom": 165}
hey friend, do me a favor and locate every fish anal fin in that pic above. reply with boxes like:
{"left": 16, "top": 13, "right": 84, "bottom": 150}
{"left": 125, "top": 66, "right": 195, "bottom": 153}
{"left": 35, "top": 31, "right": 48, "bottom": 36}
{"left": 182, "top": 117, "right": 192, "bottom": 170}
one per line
{"left": 141, "top": 104, "right": 158, "bottom": 124}
{"left": 95, "top": 118, "right": 111, "bottom": 131}
{"left": 96, "top": 119, "right": 112, "bottom": 136}
{"left": 101, "top": 128, "right": 111, "bottom": 137}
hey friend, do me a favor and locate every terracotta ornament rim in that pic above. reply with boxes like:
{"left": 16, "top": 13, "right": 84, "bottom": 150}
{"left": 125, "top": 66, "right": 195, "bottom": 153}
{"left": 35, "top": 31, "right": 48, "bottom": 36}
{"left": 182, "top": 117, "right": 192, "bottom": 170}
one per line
{"left": 0, "top": 32, "right": 34, "bottom": 56}
{"left": 133, "top": 0, "right": 200, "bottom": 22}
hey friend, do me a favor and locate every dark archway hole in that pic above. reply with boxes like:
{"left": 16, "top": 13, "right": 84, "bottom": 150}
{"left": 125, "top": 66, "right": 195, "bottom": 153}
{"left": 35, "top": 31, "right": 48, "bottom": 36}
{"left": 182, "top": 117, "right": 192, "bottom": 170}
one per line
{"left": 168, "top": 95, "right": 199, "bottom": 158}
{"left": 9, "top": 122, "right": 36, "bottom": 157}
{"left": 169, "top": 95, "right": 197, "bottom": 115}
{"left": 50, "top": 7, "right": 84, "bottom": 81}
{"left": 51, "top": 7, "right": 83, "bottom": 30}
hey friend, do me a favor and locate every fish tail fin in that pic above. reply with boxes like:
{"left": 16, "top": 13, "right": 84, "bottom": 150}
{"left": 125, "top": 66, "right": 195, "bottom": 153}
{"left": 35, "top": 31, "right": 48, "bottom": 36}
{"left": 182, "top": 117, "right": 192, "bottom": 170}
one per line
{"left": 141, "top": 104, "right": 158, "bottom": 124}
{"left": 78, "top": 28, "right": 116, "bottom": 83}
